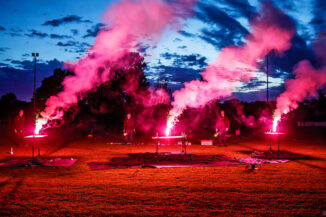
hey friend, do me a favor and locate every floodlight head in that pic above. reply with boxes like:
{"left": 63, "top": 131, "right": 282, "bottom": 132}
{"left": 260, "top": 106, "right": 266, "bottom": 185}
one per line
{"left": 32, "top": 53, "right": 35, "bottom": 56}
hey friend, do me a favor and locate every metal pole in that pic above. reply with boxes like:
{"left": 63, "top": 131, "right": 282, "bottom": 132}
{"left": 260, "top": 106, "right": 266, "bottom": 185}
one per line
{"left": 266, "top": 54, "right": 269, "bottom": 104}
{"left": 278, "top": 134, "right": 280, "bottom": 153}
{"left": 269, "top": 135, "right": 272, "bottom": 152}
{"left": 156, "top": 133, "right": 159, "bottom": 154}
{"left": 183, "top": 136, "right": 186, "bottom": 155}
{"left": 32, "top": 53, "right": 39, "bottom": 126}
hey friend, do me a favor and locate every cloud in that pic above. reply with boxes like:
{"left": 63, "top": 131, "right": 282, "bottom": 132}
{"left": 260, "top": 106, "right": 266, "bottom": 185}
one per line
{"left": 0, "top": 62, "right": 10, "bottom": 67}
{"left": 0, "top": 26, "right": 5, "bottom": 31}
{"left": 199, "top": 28, "right": 245, "bottom": 49}
{"left": 148, "top": 65, "right": 202, "bottom": 84}
{"left": 23, "top": 30, "right": 72, "bottom": 39}
{"left": 0, "top": 59, "right": 63, "bottom": 101}
{"left": 219, "top": 0, "right": 255, "bottom": 19}
{"left": 42, "top": 15, "right": 91, "bottom": 27}
{"left": 137, "top": 43, "right": 151, "bottom": 54}
{"left": 0, "top": 47, "right": 10, "bottom": 52}
{"left": 49, "top": 34, "right": 72, "bottom": 39}
{"left": 56, "top": 40, "right": 91, "bottom": 53}
{"left": 310, "top": 0, "right": 326, "bottom": 34}
{"left": 160, "top": 52, "right": 208, "bottom": 69}
{"left": 195, "top": 1, "right": 249, "bottom": 49}
{"left": 239, "top": 78, "right": 266, "bottom": 90}
{"left": 231, "top": 86, "right": 285, "bottom": 102}
{"left": 8, "top": 28, "right": 23, "bottom": 37}
{"left": 70, "top": 29, "right": 78, "bottom": 35}
{"left": 83, "top": 23, "right": 105, "bottom": 38}
{"left": 178, "top": 30, "right": 195, "bottom": 38}
{"left": 268, "top": 34, "right": 316, "bottom": 78}
{"left": 25, "top": 29, "right": 48, "bottom": 38}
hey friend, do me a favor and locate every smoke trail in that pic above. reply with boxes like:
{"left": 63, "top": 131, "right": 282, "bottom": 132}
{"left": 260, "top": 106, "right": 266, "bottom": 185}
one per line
{"left": 37, "top": 0, "right": 197, "bottom": 131}
{"left": 274, "top": 30, "right": 326, "bottom": 122}
{"left": 166, "top": 2, "right": 295, "bottom": 135}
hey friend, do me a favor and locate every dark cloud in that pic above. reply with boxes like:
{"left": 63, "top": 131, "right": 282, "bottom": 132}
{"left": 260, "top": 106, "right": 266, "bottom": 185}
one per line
{"left": 0, "top": 59, "right": 63, "bottom": 101}
{"left": 173, "top": 38, "right": 182, "bottom": 42}
{"left": 0, "top": 47, "right": 10, "bottom": 52}
{"left": 195, "top": 2, "right": 249, "bottom": 49}
{"left": 199, "top": 28, "right": 244, "bottom": 49}
{"left": 178, "top": 30, "right": 195, "bottom": 38}
{"left": 9, "top": 58, "right": 62, "bottom": 71}
{"left": 43, "top": 15, "right": 91, "bottom": 27}
{"left": 218, "top": 0, "right": 255, "bottom": 19}
{"left": 148, "top": 65, "right": 202, "bottom": 86}
{"left": 160, "top": 52, "right": 208, "bottom": 69}
{"left": 83, "top": 23, "right": 105, "bottom": 38}
{"left": 10, "top": 28, "right": 22, "bottom": 32}
{"left": 57, "top": 41, "right": 79, "bottom": 47}
{"left": 232, "top": 85, "right": 286, "bottom": 102}
{"left": 310, "top": 0, "right": 326, "bottom": 34}
{"left": 25, "top": 29, "right": 48, "bottom": 38}
{"left": 56, "top": 41, "right": 91, "bottom": 53}
{"left": 273, "top": 0, "right": 296, "bottom": 11}
{"left": 268, "top": 34, "right": 316, "bottom": 79}
{"left": 240, "top": 78, "right": 266, "bottom": 91}
{"left": 178, "top": 45, "right": 187, "bottom": 49}
{"left": 49, "top": 34, "right": 72, "bottom": 39}
{"left": 137, "top": 43, "right": 151, "bottom": 54}
{"left": 8, "top": 28, "right": 23, "bottom": 37}
{"left": 24, "top": 30, "right": 72, "bottom": 40}
{"left": 0, "top": 26, "right": 5, "bottom": 31}
{"left": 0, "top": 62, "right": 9, "bottom": 67}
{"left": 70, "top": 29, "right": 78, "bottom": 36}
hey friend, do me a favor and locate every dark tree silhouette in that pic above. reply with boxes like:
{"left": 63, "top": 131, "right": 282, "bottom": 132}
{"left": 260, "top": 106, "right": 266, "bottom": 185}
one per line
{"left": 33, "top": 68, "right": 73, "bottom": 113}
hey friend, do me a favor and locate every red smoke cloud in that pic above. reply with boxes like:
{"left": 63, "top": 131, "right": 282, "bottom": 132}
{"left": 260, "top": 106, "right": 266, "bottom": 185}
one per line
{"left": 37, "top": 0, "right": 197, "bottom": 130}
{"left": 274, "top": 30, "right": 326, "bottom": 122}
{"left": 166, "top": 2, "right": 295, "bottom": 135}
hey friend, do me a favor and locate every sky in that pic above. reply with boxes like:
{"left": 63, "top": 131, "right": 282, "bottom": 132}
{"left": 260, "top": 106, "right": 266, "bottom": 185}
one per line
{"left": 0, "top": 0, "right": 325, "bottom": 102}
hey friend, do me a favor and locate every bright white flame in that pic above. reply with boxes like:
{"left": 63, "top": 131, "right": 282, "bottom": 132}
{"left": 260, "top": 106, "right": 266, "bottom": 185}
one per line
{"left": 166, "top": 118, "right": 173, "bottom": 136}
{"left": 272, "top": 116, "right": 280, "bottom": 132}
{"left": 35, "top": 118, "right": 46, "bottom": 135}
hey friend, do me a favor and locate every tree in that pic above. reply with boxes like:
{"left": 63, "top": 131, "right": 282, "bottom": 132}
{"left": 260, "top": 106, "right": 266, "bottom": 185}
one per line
{"left": 33, "top": 68, "right": 73, "bottom": 113}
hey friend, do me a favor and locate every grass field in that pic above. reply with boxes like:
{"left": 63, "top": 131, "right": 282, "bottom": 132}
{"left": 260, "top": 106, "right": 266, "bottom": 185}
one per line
{"left": 0, "top": 135, "right": 325, "bottom": 216}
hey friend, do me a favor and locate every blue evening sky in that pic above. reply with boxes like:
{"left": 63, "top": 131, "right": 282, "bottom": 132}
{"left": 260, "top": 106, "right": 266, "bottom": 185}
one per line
{"left": 0, "top": 0, "right": 324, "bottom": 101}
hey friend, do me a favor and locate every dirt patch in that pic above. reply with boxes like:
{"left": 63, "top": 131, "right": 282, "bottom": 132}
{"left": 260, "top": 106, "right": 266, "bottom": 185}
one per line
{"left": 89, "top": 153, "right": 242, "bottom": 169}
{"left": 0, "top": 158, "right": 77, "bottom": 167}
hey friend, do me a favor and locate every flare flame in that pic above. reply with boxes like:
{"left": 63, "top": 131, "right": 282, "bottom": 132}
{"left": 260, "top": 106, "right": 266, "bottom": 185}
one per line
{"left": 35, "top": 118, "right": 46, "bottom": 135}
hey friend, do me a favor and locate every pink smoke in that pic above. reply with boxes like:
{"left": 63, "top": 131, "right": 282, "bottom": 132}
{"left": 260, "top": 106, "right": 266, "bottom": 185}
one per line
{"left": 166, "top": 2, "right": 295, "bottom": 135}
{"left": 274, "top": 31, "right": 326, "bottom": 122}
{"left": 37, "top": 0, "right": 197, "bottom": 129}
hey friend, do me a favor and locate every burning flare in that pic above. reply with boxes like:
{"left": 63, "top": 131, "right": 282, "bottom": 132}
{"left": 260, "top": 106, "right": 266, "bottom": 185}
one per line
{"left": 272, "top": 116, "right": 280, "bottom": 132}
{"left": 165, "top": 118, "right": 172, "bottom": 136}
{"left": 165, "top": 2, "right": 295, "bottom": 134}
{"left": 35, "top": 118, "right": 46, "bottom": 135}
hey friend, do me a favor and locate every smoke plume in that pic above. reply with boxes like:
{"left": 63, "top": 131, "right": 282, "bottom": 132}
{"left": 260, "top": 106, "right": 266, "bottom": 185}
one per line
{"left": 37, "top": 0, "right": 197, "bottom": 130}
{"left": 166, "top": 2, "right": 295, "bottom": 135}
{"left": 274, "top": 30, "right": 326, "bottom": 121}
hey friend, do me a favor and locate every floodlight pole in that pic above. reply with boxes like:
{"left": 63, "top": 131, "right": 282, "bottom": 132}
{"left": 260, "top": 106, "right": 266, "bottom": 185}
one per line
{"left": 266, "top": 54, "right": 269, "bottom": 104}
{"left": 32, "top": 52, "right": 39, "bottom": 123}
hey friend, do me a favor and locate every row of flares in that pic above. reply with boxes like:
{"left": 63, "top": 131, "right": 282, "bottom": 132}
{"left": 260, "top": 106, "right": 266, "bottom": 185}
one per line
{"left": 35, "top": 113, "right": 281, "bottom": 136}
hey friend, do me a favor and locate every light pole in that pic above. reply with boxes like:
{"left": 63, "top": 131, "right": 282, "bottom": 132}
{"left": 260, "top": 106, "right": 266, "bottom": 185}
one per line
{"left": 266, "top": 54, "right": 269, "bottom": 104}
{"left": 32, "top": 52, "right": 39, "bottom": 122}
